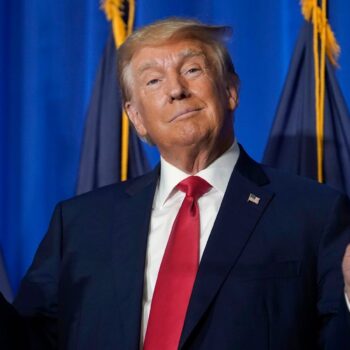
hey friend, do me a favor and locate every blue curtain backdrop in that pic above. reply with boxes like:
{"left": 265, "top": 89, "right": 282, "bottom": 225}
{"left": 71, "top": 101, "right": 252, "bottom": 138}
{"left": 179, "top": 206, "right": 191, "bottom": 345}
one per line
{"left": 1, "top": 0, "right": 350, "bottom": 293}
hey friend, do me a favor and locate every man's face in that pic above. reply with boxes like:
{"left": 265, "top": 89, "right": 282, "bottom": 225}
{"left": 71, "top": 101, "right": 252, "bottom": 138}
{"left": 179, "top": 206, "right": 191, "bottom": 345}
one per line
{"left": 125, "top": 39, "right": 237, "bottom": 155}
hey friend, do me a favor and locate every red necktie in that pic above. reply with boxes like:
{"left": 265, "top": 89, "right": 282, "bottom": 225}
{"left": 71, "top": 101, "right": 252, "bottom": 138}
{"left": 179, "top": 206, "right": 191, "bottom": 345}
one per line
{"left": 144, "top": 176, "right": 212, "bottom": 350}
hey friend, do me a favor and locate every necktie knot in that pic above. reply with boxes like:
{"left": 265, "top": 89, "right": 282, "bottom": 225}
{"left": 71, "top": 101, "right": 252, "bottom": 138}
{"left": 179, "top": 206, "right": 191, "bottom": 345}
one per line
{"left": 176, "top": 176, "right": 212, "bottom": 200}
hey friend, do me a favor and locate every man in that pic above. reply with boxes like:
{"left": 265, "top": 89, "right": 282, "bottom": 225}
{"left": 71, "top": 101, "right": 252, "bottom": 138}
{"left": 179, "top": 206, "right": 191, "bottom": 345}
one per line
{"left": 1, "top": 18, "right": 350, "bottom": 349}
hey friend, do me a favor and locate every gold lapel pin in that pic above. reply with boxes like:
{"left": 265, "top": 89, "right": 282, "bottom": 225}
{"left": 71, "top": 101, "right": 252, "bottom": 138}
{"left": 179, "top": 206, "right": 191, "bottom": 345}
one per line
{"left": 247, "top": 193, "right": 260, "bottom": 205}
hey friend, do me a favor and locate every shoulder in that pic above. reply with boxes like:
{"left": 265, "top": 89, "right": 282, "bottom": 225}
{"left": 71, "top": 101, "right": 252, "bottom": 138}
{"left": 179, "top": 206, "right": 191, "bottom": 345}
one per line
{"left": 58, "top": 166, "right": 159, "bottom": 215}
{"left": 260, "top": 164, "right": 350, "bottom": 216}
{"left": 237, "top": 145, "right": 346, "bottom": 205}
{"left": 262, "top": 164, "right": 341, "bottom": 197}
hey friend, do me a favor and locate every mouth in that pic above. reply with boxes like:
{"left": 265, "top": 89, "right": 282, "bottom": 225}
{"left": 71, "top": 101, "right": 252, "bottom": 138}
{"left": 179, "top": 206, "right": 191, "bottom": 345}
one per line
{"left": 170, "top": 107, "right": 203, "bottom": 122}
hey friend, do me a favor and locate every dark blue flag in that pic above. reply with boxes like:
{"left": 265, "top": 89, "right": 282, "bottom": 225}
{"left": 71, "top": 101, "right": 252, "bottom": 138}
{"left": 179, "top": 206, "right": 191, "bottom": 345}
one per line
{"left": 263, "top": 22, "right": 350, "bottom": 197}
{"left": 0, "top": 248, "right": 12, "bottom": 302}
{"left": 77, "top": 33, "right": 150, "bottom": 194}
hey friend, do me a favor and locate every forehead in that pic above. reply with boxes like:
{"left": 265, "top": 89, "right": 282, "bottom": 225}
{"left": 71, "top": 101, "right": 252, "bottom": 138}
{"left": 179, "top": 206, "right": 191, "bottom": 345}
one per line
{"left": 130, "top": 40, "right": 210, "bottom": 72}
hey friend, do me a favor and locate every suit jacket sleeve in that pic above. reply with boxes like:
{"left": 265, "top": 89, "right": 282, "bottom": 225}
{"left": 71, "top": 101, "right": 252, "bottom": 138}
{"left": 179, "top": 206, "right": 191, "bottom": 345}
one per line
{"left": 0, "top": 203, "right": 63, "bottom": 350}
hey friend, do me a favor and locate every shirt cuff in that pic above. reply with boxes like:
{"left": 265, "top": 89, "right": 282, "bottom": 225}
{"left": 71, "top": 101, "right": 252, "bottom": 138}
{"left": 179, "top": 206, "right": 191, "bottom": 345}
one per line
{"left": 345, "top": 292, "right": 350, "bottom": 312}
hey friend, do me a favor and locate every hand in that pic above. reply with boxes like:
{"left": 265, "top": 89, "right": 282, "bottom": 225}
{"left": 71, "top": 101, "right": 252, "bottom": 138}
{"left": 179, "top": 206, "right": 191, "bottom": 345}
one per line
{"left": 342, "top": 244, "right": 350, "bottom": 299}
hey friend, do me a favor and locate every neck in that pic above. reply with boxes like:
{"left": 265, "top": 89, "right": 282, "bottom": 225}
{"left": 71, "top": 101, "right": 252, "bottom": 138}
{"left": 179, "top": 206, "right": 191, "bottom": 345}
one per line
{"left": 160, "top": 135, "right": 234, "bottom": 174}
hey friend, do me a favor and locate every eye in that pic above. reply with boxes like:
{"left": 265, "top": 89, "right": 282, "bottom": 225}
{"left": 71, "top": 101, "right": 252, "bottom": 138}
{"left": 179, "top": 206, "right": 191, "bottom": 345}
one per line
{"left": 187, "top": 67, "right": 200, "bottom": 74}
{"left": 183, "top": 66, "right": 203, "bottom": 77}
{"left": 146, "top": 78, "right": 160, "bottom": 86}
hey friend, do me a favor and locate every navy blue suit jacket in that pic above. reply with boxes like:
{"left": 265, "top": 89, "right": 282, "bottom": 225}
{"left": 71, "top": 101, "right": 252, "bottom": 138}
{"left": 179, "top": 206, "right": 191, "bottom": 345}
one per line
{"left": 3, "top": 147, "right": 350, "bottom": 349}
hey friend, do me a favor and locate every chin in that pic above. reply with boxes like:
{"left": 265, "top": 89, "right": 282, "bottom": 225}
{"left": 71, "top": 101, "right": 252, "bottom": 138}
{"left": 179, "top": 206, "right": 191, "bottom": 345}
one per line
{"left": 172, "top": 134, "right": 212, "bottom": 149}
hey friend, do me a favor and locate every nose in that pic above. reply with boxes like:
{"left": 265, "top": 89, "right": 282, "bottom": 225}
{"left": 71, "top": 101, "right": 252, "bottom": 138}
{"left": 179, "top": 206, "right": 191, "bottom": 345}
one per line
{"left": 167, "top": 73, "right": 189, "bottom": 102}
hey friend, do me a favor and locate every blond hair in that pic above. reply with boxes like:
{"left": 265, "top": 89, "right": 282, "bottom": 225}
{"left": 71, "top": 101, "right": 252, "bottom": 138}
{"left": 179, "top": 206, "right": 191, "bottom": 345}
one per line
{"left": 117, "top": 17, "right": 239, "bottom": 102}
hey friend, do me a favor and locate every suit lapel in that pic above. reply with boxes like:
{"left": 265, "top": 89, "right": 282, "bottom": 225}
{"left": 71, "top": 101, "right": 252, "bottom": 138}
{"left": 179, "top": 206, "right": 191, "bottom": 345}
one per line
{"left": 179, "top": 148, "right": 274, "bottom": 348}
{"left": 110, "top": 167, "right": 159, "bottom": 350}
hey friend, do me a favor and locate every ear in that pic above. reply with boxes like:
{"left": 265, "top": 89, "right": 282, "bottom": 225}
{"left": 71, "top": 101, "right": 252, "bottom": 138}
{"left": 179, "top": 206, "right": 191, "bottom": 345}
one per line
{"left": 125, "top": 101, "right": 148, "bottom": 137}
{"left": 227, "top": 84, "right": 238, "bottom": 111}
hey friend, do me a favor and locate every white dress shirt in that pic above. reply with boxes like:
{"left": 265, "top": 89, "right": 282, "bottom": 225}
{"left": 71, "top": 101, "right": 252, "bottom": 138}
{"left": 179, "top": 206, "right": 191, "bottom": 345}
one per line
{"left": 140, "top": 140, "right": 240, "bottom": 342}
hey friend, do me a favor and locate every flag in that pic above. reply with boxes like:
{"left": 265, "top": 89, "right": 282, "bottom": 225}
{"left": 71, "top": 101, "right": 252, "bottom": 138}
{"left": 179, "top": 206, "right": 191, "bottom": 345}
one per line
{"left": 263, "top": 4, "right": 350, "bottom": 197}
{"left": 0, "top": 248, "right": 12, "bottom": 302}
{"left": 77, "top": 1, "right": 149, "bottom": 194}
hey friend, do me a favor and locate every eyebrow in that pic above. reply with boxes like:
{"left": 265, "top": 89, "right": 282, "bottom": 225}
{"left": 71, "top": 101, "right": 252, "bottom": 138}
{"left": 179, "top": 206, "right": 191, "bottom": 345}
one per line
{"left": 137, "top": 49, "right": 206, "bottom": 75}
{"left": 178, "top": 48, "right": 206, "bottom": 60}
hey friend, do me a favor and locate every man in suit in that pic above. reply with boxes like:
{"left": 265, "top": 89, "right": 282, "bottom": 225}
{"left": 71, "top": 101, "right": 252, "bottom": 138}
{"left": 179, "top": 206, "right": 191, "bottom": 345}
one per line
{"left": 1, "top": 18, "right": 350, "bottom": 349}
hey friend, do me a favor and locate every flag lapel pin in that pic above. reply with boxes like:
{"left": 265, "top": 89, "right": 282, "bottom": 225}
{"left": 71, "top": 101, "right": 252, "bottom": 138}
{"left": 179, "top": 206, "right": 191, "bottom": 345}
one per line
{"left": 247, "top": 193, "right": 260, "bottom": 205}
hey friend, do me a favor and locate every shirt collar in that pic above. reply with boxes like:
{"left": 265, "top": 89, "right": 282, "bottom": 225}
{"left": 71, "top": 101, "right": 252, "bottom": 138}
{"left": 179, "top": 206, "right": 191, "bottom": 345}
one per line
{"left": 156, "top": 139, "right": 240, "bottom": 207}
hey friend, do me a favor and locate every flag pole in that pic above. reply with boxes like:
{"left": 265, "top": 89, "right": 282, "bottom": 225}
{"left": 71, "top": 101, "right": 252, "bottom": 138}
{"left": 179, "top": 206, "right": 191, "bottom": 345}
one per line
{"left": 103, "top": 0, "right": 136, "bottom": 181}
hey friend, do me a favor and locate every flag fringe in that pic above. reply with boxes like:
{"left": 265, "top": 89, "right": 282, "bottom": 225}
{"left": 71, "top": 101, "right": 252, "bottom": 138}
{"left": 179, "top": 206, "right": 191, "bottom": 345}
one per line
{"left": 301, "top": 0, "right": 339, "bottom": 183}
{"left": 301, "top": 0, "right": 340, "bottom": 66}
